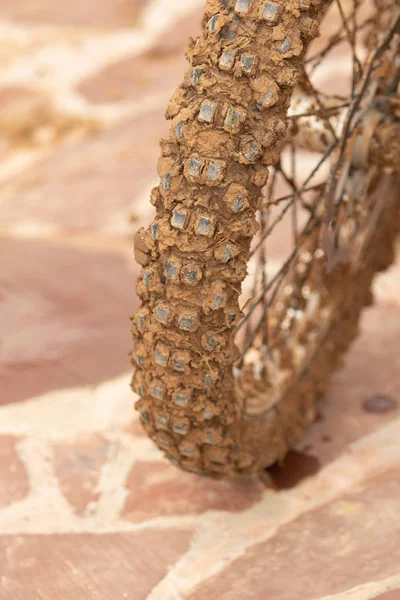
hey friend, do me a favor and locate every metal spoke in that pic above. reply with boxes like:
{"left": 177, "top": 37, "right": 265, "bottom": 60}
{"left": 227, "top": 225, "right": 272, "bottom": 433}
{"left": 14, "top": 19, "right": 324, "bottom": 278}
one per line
{"left": 236, "top": 0, "right": 399, "bottom": 364}
{"left": 253, "top": 142, "right": 336, "bottom": 258}
{"left": 334, "top": 0, "right": 363, "bottom": 91}
{"left": 288, "top": 102, "right": 350, "bottom": 120}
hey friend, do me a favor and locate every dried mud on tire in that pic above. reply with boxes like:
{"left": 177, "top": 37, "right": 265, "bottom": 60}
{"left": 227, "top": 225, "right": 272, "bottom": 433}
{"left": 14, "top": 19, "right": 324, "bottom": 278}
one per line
{"left": 131, "top": 0, "right": 399, "bottom": 478}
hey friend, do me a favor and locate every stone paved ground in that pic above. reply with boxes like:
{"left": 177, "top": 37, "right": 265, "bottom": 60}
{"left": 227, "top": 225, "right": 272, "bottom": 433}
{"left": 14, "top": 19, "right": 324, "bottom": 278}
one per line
{"left": 1, "top": 2, "right": 400, "bottom": 599}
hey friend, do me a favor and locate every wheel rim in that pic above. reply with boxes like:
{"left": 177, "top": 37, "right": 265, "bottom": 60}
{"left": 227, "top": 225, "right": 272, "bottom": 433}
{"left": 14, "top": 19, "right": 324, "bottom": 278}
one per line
{"left": 236, "top": 1, "right": 400, "bottom": 420}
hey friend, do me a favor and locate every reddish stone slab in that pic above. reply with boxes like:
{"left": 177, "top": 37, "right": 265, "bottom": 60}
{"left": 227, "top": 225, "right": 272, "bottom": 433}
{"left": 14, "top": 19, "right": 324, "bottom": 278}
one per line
{"left": 78, "top": 51, "right": 187, "bottom": 106}
{"left": 190, "top": 468, "right": 400, "bottom": 600}
{"left": 0, "top": 0, "right": 146, "bottom": 27}
{"left": 0, "top": 238, "right": 137, "bottom": 405}
{"left": 78, "top": 11, "right": 202, "bottom": 104}
{"left": 148, "top": 10, "right": 203, "bottom": 56}
{"left": 376, "top": 591, "right": 400, "bottom": 600}
{"left": 123, "top": 460, "right": 264, "bottom": 521}
{"left": 293, "top": 303, "right": 400, "bottom": 468}
{"left": 0, "top": 529, "right": 193, "bottom": 599}
{"left": 0, "top": 435, "right": 29, "bottom": 509}
{"left": 53, "top": 435, "right": 111, "bottom": 515}
{"left": 0, "top": 110, "right": 164, "bottom": 234}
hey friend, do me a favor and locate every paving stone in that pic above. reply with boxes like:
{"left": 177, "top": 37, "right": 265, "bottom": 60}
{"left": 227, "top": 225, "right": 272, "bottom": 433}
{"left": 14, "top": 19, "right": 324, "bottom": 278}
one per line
{"left": 294, "top": 304, "right": 400, "bottom": 468}
{"left": 78, "top": 52, "right": 187, "bottom": 105}
{"left": 122, "top": 460, "right": 265, "bottom": 521}
{"left": 0, "top": 435, "right": 29, "bottom": 509}
{"left": 0, "top": 110, "right": 164, "bottom": 235}
{"left": 78, "top": 12, "right": 202, "bottom": 104}
{"left": 0, "top": 0, "right": 146, "bottom": 28}
{"left": 376, "top": 591, "right": 400, "bottom": 600}
{"left": 53, "top": 434, "right": 111, "bottom": 515}
{"left": 0, "top": 3, "right": 399, "bottom": 596}
{"left": 189, "top": 468, "right": 400, "bottom": 600}
{"left": 0, "top": 529, "right": 194, "bottom": 600}
{"left": 148, "top": 10, "right": 203, "bottom": 56}
{"left": 0, "top": 238, "right": 137, "bottom": 405}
